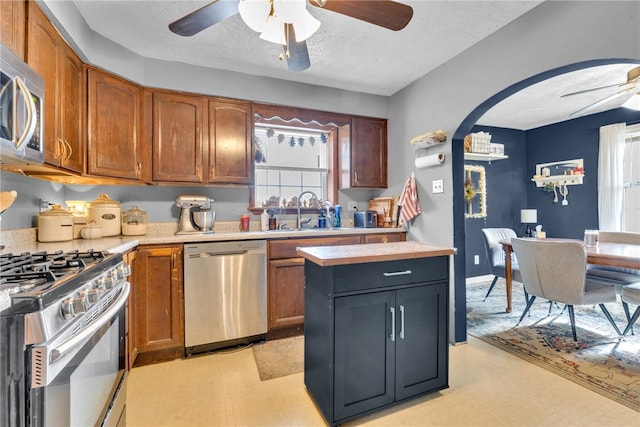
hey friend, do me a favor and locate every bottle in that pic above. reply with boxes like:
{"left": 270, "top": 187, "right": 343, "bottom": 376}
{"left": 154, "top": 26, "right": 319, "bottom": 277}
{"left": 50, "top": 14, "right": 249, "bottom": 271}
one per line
{"left": 333, "top": 205, "right": 341, "bottom": 228}
{"left": 318, "top": 211, "right": 326, "bottom": 228}
{"left": 261, "top": 209, "right": 269, "bottom": 231}
{"left": 268, "top": 210, "right": 277, "bottom": 230}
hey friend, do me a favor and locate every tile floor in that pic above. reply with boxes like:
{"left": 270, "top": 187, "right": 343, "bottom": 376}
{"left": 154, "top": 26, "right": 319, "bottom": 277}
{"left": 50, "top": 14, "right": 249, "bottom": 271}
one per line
{"left": 126, "top": 336, "right": 639, "bottom": 427}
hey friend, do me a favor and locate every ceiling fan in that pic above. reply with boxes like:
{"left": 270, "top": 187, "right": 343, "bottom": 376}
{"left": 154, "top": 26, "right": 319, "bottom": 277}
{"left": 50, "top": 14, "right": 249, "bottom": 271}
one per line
{"left": 562, "top": 65, "right": 640, "bottom": 116}
{"left": 168, "top": 0, "right": 413, "bottom": 72}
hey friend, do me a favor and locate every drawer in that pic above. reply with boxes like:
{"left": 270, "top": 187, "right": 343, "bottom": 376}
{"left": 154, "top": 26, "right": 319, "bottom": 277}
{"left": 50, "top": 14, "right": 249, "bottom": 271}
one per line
{"left": 333, "top": 256, "right": 448, "bottom": 293}
{"left": 269, "top": 235, "right": 362, "bottom": 260}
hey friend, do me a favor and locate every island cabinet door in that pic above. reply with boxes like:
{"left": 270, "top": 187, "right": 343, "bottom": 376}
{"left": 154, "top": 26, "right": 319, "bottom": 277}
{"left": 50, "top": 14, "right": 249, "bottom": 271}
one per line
{"left": 394, "top": 283, "right": 448, "bottom": 401}
{"left": 334, "top": 291, "right": 395, "bottom": 421}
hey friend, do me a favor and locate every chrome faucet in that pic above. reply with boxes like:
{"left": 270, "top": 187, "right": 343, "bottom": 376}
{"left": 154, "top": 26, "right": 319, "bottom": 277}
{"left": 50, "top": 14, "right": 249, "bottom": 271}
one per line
{"left": 296, "top": 190, "right": 320, "bottom": 230}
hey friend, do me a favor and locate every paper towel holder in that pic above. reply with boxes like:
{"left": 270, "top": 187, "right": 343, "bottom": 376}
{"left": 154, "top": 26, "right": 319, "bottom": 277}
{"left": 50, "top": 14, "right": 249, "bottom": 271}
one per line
{"left": 415, "top": 152, "right": 446, "bottom": 169}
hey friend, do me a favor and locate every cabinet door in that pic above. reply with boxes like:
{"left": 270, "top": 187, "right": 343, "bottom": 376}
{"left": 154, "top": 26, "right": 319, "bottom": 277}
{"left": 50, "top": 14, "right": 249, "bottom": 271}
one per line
{"left": 342, "top": 117, "right": 387, "bottom": 188}
{"left": 268, "top": 258, "right": 305, "bottom": 331}
{"left": 1, "top": 0, "right": 25, "bottom": 58}
{"left": 58, "top": 44, "right": 85, "bottom": 173}
{"left": 133, "top": 246, "right": 184, "bottom": 354}
{"left": 87, "top": 68, "right": 144, "bottom": 180}
{"left": 207, "top": 100, "right": 252, "bottom": 184}
{"left": 27, "top": 4, "right": 61, "bottom": 165}
{"left": 395, "top": 283, "right": 448, "bottom": 401}
{"left": 152, "top": 92, "right": 205, "bottom": 183}
{"left": 334, "top": 291, "right": 395, "bottom": 421}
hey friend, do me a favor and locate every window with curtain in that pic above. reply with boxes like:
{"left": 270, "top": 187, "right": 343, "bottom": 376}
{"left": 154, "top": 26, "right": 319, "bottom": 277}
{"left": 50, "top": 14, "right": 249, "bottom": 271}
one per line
{"left": 623, "top": 124, "right": 640, "bottom": 232}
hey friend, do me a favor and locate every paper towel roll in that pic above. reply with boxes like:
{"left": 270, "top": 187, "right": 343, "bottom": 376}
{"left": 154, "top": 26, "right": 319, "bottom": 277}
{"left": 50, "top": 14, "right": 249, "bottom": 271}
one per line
{"left": 415, "top": 153, "right": 445, "bottom": 169}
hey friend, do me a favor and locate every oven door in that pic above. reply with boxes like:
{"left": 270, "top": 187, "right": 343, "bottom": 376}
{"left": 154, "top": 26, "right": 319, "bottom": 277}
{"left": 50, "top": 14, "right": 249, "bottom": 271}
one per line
{"left": 29, "top": 282, "right": 129, "bottom": 427}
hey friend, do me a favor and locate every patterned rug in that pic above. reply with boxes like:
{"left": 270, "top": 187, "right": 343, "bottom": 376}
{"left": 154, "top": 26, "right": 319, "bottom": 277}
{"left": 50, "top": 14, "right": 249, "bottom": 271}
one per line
{"left": 467, "top": 279, "right": 640, "bottom": 412}
{"left": 252, "top": 335, "right": 304, "bottom": 381}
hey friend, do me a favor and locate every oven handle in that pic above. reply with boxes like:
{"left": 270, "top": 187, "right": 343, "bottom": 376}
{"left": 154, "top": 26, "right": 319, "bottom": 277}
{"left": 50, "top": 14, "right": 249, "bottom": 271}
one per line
{"left": 50, "top": 281, "right": 130, "bottom": 363}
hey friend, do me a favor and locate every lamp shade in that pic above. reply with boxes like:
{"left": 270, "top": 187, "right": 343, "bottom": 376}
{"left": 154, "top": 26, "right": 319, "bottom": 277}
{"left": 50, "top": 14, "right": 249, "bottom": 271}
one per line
{"left": 622, "top": 94, "right": 640, "bottom": 111}
{"left": 521, "top": 209, "right": 537, "bottom": 224}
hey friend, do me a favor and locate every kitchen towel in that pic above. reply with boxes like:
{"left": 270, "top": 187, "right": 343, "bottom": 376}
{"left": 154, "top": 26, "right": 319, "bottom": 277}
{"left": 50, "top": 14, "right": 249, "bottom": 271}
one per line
{"left": 398, "top": 173, "right": 421, "bottom": 224}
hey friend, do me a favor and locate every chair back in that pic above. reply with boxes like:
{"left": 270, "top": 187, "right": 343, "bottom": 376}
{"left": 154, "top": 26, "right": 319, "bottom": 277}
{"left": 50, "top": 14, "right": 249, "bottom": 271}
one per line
{"left": 598, "top": 231, "right": 640, "bottom": 245}
{"left": 481, "top": 228, "right": 517, "bottom": 273}
{"left": 511, "top": 238, "right": 588, "bottom": 305}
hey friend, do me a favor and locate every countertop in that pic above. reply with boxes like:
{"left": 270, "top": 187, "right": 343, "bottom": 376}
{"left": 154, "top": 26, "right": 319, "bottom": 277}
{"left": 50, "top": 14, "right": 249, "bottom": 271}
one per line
{"left": 0, "top": 223, "right": 406, "bottom": 255}
{"left": 296, "top": 241, "right": 456, "bottom": 266}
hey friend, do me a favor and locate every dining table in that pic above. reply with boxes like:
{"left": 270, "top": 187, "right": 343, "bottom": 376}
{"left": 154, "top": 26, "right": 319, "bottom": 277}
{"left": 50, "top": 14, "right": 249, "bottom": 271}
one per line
{"left": 498, "top": 238, "right": 640, "bottom": 313}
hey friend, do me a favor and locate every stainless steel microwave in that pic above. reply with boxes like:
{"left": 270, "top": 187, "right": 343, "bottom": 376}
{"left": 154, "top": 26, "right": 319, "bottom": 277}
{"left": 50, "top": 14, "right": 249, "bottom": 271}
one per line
{"left": 0, "top": 44, "right": 44, "bottom": 165}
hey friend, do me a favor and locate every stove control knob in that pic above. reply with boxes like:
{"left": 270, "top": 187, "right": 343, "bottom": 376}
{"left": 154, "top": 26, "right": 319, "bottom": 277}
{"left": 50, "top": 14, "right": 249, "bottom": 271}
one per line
{"left": 98, "top": 276, "right": 115, "bottom": 291}
{"left": 61, "top": 297, "right": 87, "bottom": 319}
{"left": 83, "top": 288, "right": 100, "bottom": 306}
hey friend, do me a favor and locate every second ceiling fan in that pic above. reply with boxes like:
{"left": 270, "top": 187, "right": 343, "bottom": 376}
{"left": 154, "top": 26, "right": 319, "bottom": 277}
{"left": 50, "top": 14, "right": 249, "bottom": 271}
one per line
{"left": 169, "top": 0, "right": 413, "bottom": 72}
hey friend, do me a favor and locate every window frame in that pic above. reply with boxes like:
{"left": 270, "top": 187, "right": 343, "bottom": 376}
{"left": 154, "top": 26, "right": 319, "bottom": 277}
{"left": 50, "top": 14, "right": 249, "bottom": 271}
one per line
{"left": 248, "top": 103, "right": 350, "bottom": 215}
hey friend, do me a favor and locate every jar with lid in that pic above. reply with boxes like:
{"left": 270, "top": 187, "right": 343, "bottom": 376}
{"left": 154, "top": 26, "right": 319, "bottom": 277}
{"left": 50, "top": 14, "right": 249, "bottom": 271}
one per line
{"left": 38, "top": 204, "right": 74, "bottom": 242}
{"left": 87, "top": 193, "right": 121, "bottom": 236}
{"left": 122, "top": 206, "right": 148, "bottom": 236}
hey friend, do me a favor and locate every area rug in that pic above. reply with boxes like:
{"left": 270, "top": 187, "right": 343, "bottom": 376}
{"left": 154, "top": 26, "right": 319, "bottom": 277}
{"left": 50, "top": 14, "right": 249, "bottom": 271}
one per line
{"left": 252, "top": 336, "right": 304, "bottom": 381}
{"left": 467, "top": 279, "right": 640, "bottom": 412}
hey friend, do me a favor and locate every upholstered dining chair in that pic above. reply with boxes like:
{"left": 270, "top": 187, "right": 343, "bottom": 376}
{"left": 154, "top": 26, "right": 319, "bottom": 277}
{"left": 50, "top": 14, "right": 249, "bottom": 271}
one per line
{"left": 481, "top": 228, "right": 525, "bottom": 301}
{"left": 511, "top": 238, "right": 622, "bottom": 343}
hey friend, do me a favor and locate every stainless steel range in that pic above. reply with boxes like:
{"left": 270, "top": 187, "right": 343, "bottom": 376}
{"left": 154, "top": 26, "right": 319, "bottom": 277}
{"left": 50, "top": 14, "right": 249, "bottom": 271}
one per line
{"left": 0, "top": 249, "right": 131, "bottom": 427}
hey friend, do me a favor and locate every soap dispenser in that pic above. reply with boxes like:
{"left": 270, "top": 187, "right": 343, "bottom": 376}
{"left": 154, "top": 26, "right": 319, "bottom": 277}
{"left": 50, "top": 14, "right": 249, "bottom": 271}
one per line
{"left": 261, "top": 209, "right": 269, "bottom": 231}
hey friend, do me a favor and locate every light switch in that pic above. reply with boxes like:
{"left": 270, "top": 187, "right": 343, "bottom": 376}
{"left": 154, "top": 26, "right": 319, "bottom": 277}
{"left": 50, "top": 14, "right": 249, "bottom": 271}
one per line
{"left": 432, "top": 179, "right": 444, "bottom": 194}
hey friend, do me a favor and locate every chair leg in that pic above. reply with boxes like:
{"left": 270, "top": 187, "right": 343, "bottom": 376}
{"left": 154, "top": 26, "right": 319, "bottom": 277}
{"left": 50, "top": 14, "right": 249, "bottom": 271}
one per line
{"left": 621, "top": 304, "right": 640, "bottom": 337}
{"left": 484, "top": 276, "right": 499, "bottom": 301}
{"left": 567, "top": 305, "right": 578, "bottom": 343}
{"left": 599, "top": 304, "right": 622, "bottom": 336}
{"left": 518, "top": 295, "right": 536, "bottom": 325}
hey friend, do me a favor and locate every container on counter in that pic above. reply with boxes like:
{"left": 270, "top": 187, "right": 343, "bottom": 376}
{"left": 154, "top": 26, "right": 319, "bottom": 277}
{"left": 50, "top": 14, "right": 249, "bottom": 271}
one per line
{"left": 122, "top": 205, "right": 148, "bottom": 236}
{"left": 261, "top": 210, "right": 269, "bottom": 231}
{"left": 38, "top": 204, "right": 74, "bottom": 242}
{"left": 81, "top": 221, "right": 104, "bottom": 239}
{"left": 268, "top": 210, "right": 277, "bottom": 230}
{"left": 240, "top": 214, "right": 250, "bottom": 232}
{"left": 65, "top": 200, "right": 87, "bottom": 239}
{"left": 87, "top": 193, "right": 121, "bottom": 236}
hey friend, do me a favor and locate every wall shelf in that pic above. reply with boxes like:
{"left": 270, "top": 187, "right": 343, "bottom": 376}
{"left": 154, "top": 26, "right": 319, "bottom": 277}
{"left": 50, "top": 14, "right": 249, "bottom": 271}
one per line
{"left": 464, "top": 153, "right": 509, "bottom": 162}
{"left": 531, "top": 174, "right": 584, "bottom": 187}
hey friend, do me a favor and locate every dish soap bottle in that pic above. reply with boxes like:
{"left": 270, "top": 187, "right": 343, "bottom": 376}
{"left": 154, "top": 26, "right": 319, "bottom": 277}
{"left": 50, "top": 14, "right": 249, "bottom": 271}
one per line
{"left": 318, "top": 211, "right": 326, "bottom": 228}
{"left": 333, "top": 205, "right": 341, "bottom": 228}
{"left": 261, "top": 209, "right": 269, "bottom": 231}
{"left": 268, "top": 209, "right": 277, "bottom": 230}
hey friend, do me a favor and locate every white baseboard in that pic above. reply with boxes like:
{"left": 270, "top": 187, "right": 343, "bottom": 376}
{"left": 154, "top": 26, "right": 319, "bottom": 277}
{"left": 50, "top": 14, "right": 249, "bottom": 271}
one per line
{"left": 466, "top": 275, "right": 493, "bottom": 285}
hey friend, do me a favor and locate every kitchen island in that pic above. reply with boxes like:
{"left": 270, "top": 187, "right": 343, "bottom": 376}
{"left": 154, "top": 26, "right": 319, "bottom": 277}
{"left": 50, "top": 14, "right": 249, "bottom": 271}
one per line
{"left": 297, "top": 241, "right": 455, "bottom": 426}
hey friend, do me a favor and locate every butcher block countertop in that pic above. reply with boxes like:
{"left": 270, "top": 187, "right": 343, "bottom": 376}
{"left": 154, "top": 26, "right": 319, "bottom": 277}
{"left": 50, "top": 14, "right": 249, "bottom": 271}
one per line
{"left": 297, "top": 241, "right": 456, "bottom": 267}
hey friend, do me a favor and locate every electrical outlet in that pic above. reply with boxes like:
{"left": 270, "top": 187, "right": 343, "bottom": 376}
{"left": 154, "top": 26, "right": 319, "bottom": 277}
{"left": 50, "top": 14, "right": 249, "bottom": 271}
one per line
{"left": 40, "top": 200, "right": 51, "bottom": 212}
{"left": 348, "top": 201, "right": 358, "bottom": 211}
{"left": 474, "top": 255, "right": 480, "bottom": 265}
{"left": 432, "top": 179, "right": 444, "bottom": 194}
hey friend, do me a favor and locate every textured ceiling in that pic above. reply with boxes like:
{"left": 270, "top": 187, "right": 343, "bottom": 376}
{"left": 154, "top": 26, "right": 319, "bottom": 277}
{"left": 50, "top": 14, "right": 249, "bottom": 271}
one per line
{"left": 67, "top": 1, "right": 638, "bottom": 130}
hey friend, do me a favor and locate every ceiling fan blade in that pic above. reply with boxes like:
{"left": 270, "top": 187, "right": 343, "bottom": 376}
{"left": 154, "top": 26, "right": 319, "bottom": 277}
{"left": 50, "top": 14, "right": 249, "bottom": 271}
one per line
{"left": 285, "top": 24, "right": 311, "bottom": 72}
{"left": 310, "top": 0, "right": 413, "bottom": 31}
{"left": 569, "top": 90, "right": 631, "bottom": 116}
{"left": 561, "top": 82, "right": 625, "bottom": 98}
{"left": 169, "top": 0, "right": 239, "bottom": 37}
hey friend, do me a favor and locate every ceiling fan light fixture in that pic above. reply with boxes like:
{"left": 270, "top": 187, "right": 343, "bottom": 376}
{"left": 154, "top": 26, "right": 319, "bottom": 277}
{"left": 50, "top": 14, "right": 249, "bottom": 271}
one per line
{"left": 259, "top": 16, "right": 286, "bottom": 44}
{"left": 273, "top": 0, "right": 320, "bottom": 41}
{"left": 290, "top": 11, "right": 320, "bottom": 41}
{"left": 238, "top": 0, "right": 272, "bottom": 32}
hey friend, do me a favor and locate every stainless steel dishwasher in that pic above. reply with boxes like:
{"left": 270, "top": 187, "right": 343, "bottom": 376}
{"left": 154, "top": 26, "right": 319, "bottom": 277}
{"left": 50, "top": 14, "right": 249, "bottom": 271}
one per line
{"left": 184, "top": 240, "right": 267, "bottom": 355}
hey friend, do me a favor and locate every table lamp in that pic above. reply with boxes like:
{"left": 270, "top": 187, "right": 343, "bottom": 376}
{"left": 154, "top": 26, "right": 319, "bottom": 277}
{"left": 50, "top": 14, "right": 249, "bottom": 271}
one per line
{"left": 521, "top": 209, "right": 537, "bottom": 237}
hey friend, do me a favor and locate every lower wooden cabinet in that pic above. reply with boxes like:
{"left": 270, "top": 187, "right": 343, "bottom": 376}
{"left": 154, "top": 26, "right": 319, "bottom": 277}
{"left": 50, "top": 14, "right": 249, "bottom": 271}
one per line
{"left": 130, "top": 244, "right": 184, "bottom": 366}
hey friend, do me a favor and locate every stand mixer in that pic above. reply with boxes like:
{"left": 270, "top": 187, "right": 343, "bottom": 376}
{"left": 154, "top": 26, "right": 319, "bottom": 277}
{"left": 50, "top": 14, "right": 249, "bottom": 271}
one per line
{"left": 175, "top": 195, "right": 215, "bottom": 235}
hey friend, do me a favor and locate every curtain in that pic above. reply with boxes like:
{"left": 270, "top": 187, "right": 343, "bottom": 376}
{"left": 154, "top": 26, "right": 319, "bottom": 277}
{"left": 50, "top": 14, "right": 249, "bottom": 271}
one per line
{"left": 598, "top": 123, "right": 626, "bottom": 231}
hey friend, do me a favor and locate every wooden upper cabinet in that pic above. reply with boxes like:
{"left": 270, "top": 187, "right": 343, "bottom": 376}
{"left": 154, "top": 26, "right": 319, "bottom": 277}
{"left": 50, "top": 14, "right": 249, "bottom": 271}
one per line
{"left": 1, "top": 0, "right": 26, "bottom": 58}
{"left": 208, "top": 100, "right": 252, "bottom": 185}
{"left": 340, "top": 117, "right": 388, "bottom": 189}
{"left": 27, "top": 3, "right": 85, "bottom": 173}
{"left": 152, "top": 91, "right": 206, "bottom": 183}
{"left": 87, "top": 68, "right": 144, "bottom": 181}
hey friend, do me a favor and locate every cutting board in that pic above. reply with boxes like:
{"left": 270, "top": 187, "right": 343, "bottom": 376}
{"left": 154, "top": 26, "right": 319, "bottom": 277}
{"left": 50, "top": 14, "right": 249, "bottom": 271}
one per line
{"left": 368, "top": 197, "right": 398, "bottom": 227}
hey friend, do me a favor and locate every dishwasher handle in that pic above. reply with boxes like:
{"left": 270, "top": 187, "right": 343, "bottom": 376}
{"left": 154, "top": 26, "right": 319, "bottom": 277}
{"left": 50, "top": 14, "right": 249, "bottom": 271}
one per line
{"left": 188, "top": 250, "right": 249, "bottom": 258}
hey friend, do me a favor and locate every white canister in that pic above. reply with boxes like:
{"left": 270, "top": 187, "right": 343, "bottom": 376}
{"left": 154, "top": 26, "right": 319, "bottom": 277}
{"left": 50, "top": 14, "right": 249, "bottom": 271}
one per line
{"left": 87, "top": 193, "right": 122, "bottom": 236}
{"left": 38, "top": 205, "right": 74, "bottom": 242}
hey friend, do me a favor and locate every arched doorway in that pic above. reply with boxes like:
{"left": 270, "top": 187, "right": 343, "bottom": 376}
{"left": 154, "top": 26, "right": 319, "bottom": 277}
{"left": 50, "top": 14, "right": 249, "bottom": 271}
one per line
{"left": 450, "top": 58, "right": 640, "bottom": 343}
